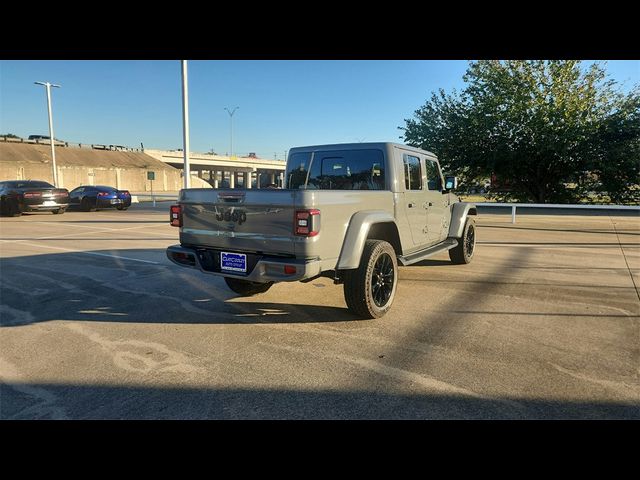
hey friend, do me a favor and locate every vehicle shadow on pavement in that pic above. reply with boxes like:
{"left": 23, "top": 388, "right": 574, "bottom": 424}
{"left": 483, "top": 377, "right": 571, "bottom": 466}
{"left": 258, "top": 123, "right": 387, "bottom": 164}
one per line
{"left": 0, "top": 248, "right": 359, "bottom": 326}
{"left": 1, "top": 382, "right": 638, "bottom": 420}
{"left": 410, "top": 259, "right": 453, "bottom": 267}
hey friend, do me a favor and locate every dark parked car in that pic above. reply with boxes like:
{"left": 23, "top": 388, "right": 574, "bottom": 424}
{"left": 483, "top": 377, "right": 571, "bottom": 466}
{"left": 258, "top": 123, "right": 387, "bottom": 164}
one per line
{"left": 0, "top": 180, "right": 69, "bottom": 216}
{"left": 68, "top": 185, "right": 132, "bottom": 211}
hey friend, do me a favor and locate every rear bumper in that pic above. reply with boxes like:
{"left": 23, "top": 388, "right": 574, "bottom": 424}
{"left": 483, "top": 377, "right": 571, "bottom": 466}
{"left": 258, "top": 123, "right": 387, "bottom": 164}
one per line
{"left": 166, "top": 244, "right": 321, "bottom": 283}
{"left": 22, "top": 202, "right": 69, "bottom": 212}
{"left": 96, "top": 198, "right": 131, "bottom": 208}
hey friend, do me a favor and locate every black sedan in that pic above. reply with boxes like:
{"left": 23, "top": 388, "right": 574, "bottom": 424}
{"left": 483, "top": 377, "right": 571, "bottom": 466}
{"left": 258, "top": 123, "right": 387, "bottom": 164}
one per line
{"left": 68, "top": 185, "right": 132, "bottom": 211}
{"left": 0, "top": 180, "right": 69, "bottom": 216}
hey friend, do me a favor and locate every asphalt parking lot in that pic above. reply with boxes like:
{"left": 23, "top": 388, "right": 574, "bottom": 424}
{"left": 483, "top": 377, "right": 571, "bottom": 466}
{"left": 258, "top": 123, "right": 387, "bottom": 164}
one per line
{"left": 1, "top": 203, "right": 638, "bottom": 419}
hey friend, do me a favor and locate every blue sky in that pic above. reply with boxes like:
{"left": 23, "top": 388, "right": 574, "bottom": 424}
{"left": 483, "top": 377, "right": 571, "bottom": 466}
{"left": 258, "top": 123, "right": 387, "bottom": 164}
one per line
{"left": 1, "top": 60, "right": 638, "bottom": 160}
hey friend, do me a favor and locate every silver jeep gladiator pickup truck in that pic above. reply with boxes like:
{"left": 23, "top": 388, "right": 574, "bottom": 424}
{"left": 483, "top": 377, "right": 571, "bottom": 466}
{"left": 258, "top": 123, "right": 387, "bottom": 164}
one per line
{"left": 167, "top": 142, "right": 476, "bottom": 318}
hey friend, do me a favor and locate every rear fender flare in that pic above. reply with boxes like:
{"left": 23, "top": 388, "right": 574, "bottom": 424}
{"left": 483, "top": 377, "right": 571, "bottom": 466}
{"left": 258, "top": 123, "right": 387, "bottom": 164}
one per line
{"left": 336, "top": 210, "right": 396, "bottom": 270}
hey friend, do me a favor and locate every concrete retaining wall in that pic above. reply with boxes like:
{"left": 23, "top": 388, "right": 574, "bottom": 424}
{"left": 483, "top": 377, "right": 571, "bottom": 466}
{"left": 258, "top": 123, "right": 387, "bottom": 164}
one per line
{"left": 0, "top": 142, "right": 184, "bottom": 191}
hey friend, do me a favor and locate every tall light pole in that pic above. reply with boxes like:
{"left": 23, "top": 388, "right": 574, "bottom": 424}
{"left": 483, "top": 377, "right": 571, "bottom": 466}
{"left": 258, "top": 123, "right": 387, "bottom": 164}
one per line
{"left": 34, "top": 81, "right": 61, "bottom": 187}
{"left": 224, "top": 107, "right": 239, "bottom": 158}
{"left": 181, "top": 60, "right": 191, "bottom": 189}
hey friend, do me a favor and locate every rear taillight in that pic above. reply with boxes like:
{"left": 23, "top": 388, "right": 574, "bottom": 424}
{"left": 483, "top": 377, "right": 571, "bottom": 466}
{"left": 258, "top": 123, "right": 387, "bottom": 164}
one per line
{"left": 97, "top": 192, "right": 109, "bottom": 197}
{"left": 170, "top": 204, "right": 182, "bottom": 227}
{"left": 295, "top": 209, "right": 320, "bottom": 236}
{"left": 121, "top": 191, "right": 130, "bottom": 196}
{"left": 23, "top": 192, "right": 42, "bottom": 198}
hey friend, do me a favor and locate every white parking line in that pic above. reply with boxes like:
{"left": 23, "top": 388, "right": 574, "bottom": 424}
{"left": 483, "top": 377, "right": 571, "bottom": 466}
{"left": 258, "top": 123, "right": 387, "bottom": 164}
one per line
{"left": 0, "top": 223, "right": 176, "bottom": 243}
{"left": 26, "top": 221, "right": 169, "bottom": 232}
{"left": 15, "top": 241, "right": 160, "bottom": 264}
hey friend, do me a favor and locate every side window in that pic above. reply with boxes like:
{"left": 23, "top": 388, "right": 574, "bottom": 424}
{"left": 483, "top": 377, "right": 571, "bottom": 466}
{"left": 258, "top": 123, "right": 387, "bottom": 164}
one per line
{"left": 425, "top": 159, "right": 442, "bottom": 191}
{"left": 403, "top": 155, "right": 422, "bottom": 191}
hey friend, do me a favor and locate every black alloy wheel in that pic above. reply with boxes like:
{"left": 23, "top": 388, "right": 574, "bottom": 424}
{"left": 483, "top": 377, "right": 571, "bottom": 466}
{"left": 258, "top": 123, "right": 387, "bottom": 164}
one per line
{"left": 371, "top": 252, "right": 395, "bottom": 308}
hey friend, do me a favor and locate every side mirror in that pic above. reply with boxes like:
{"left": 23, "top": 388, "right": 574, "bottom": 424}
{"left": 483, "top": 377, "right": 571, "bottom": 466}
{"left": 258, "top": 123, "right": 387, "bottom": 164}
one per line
{"left": 444, "top": 176, "right": 457, "bottom": 191}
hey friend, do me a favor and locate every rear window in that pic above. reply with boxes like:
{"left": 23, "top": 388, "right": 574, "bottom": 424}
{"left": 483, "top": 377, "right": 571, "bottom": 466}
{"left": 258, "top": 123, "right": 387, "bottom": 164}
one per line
{"left": 6, "top": 181, "right": 55, "bottom": 189}
{"left": 286, "top": 149, "right": 385, "bottom": 190}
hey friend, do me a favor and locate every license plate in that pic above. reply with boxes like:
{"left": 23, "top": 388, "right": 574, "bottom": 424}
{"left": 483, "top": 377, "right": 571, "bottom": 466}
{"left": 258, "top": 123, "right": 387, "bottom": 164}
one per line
{"left": 220, "top": 252, "right": 247, "bottom": 273}
{"left": 111, "top": 199, "right": 122, "bottom": 204}
{"left": 43, "top": 200, "right": 56, "bottom": 206}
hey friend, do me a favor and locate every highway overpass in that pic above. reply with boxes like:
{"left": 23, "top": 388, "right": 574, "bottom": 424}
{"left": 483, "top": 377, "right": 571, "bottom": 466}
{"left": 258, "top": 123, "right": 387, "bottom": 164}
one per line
{"left": 144, "top": 149, "right": 286, "bottom": 189}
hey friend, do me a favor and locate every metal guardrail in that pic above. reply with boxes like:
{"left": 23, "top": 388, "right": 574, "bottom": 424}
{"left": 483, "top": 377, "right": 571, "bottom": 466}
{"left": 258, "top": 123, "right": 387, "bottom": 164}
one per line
{"left": 475, "top": 202, "right": 640, "bottom": 223}
{"left": 128, "top": 194, "right": 640, "bottom": 220}
{"left": 131, "top": 194, "right": 178, "bottom": 207}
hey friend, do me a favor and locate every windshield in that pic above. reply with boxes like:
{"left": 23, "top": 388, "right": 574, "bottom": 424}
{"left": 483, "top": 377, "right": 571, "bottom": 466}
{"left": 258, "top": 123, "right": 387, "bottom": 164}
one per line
{"left": 286, "top": 149, "right": 385, "bottom": 190}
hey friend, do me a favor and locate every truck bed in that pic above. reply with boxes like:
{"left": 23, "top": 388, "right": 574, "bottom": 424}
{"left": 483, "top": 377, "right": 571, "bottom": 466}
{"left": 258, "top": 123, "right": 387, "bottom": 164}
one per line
{"left": 178, "top": 188, "right": 395, "bottom": 267}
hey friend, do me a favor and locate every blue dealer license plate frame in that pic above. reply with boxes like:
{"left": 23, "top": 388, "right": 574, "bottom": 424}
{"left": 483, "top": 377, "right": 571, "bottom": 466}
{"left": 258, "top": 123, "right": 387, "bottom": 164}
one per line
{"left": 220, "top": 252, "right": 247, "bottom": 273}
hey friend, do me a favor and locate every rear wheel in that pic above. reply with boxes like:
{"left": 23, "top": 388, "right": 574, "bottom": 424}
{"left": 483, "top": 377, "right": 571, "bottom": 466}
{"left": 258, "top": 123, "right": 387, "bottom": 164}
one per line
{"left": 343, "top": 239, "right": 398, "bottom": 319}
{"left": 81, "top": 197, "right": 96, "bottom": 212}
{"left": 1, "top": 197, "right": 21, "bottom": 217}
{"left": 224, "top": 277, "right": 273, "bottom": 296}
{"left": 52, "top": 208, "right": 66, "bottom": 215}
{"left": 116, "top": 205, "right": 128, "bottom": 211}
{"left": 449, "top": 217, "right": 476, "bottom": 264}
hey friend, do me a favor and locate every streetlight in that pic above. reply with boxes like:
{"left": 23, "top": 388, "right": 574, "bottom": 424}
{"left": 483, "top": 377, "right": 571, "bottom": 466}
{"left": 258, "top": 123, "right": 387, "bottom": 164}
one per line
{"left": 224, "top": 106, "right": 239, "bottom": 158}
{"left": 34, "top": 81, "right": 61, "bottom": 187}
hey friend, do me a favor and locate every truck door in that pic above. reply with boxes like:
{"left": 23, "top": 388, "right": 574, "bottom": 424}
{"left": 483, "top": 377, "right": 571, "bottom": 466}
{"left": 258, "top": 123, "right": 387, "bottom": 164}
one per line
{"left": 402, "top": 153, "right": 428, "bottom": 246}
{"left": 424, "top": 157, "right": 449, "bottom": 243}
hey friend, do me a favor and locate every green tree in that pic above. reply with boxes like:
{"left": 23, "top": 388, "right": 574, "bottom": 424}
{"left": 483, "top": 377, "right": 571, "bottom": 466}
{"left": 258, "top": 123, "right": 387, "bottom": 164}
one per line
{"left": 1, "top": 133, "right": 21, "bottom": 139}
{"left": 401, "top": 60, "right": 640, "bottom": 203}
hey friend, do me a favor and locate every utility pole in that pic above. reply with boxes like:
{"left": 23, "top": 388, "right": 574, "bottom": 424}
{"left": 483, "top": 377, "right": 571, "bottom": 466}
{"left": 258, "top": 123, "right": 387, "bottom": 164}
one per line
{"left": 224, "top": 107, "right": 239, "bottom": 158}
{"left": 181, "top": 60, "right": 191, "bottom": 189}
{"left": 34, "top": 81, "right": 61, "bottom": 187}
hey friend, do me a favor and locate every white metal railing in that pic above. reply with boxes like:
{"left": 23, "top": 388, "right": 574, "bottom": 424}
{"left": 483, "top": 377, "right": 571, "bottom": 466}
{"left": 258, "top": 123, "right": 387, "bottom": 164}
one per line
{"left": 474, "top": 202, "right": 640, "bottom": 223}
{"left": 131, "top": 194, "right": 178, "bottom": 207}
{"left": 128, "top": 194, "right": 640, "bottom": 220}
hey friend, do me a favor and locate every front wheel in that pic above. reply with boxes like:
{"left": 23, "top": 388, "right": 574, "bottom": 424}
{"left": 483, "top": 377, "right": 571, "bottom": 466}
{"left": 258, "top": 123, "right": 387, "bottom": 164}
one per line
{"left": 343, "top": 239, "right": 398, "bottom": 319}
{"left": 224, "top": 277, "right": 273, "bottom": 296}
{"left": 52, "top": 208, "right": 65, "bottom": 214}
{"left": 449, "top": 217, "right": 476, "bottom": 264}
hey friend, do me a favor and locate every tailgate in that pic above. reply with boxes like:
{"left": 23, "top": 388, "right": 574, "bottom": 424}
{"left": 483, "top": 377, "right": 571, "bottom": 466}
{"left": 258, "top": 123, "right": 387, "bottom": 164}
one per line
{"left": 179, "top": 189, "right": 297, "bottom": 256}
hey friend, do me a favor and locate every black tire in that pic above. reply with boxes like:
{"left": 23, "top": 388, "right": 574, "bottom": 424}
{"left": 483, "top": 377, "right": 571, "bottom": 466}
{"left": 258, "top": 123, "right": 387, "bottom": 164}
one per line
{"left": 52, "top": 208, "right": 65, "bottom": 215}
{"left": 1, "top": 197, "right": 21, "bottom": 217}
{"left": 343, "top": 239, "right": 398, "bottom": 319}
{"left": 116, "top": 205, "right": 128, "bottom": 211}
{"left": 81, "top": 197, "right": 96, "bottom": 212}
{"left": 449, "top": 217, "right": 476, "bottom": 264}
{"left": 224, "top": 277, "right": 273, "bottom": 296}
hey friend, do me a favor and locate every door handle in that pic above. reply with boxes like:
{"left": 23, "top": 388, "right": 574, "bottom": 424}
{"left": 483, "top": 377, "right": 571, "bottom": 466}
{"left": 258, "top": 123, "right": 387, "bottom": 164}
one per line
{"left": 408, "top": 203, "right": 415, "bottom": 208}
